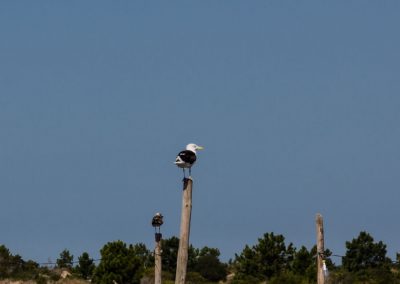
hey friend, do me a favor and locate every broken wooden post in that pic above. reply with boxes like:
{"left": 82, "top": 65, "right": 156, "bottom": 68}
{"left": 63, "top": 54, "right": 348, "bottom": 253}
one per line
{"left": 316, "top": 213, "right": 325, "bottom": 284}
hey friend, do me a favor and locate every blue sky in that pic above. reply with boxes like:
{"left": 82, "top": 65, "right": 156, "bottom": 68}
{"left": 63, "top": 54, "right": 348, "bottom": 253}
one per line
{"left": 1, "top": 1, "right": 400, "bottom": 264}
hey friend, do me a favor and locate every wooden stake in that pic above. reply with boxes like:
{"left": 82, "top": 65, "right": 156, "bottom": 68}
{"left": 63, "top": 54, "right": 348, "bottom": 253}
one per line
{"left": 316, "top": 213, "right": 325, "bottom": 284}
{"left": 175, "top": 178, "right": 193, "bottom": 284}
{"left": 155, "top": 233, "right": 162, "bottom": 284}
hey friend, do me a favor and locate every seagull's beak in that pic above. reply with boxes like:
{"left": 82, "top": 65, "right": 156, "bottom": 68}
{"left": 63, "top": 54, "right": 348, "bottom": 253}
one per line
{"left": 196, "top": 146, "right": 204, "bottom": 150}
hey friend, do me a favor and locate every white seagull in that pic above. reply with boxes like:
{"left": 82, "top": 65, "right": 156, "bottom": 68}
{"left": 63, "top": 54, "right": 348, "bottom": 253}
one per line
{"left": 174, "top": 143, "right": 204, "bottom": 178}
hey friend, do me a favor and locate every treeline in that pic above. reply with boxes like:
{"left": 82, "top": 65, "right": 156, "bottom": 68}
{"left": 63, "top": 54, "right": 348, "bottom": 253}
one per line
{"left": 231, "top": 231, "right": 400, "bottom": 284}
{"left": 0, "top": 237, "right": 227, "bottom": 284}
{"left": 1, "top": 231, "right": 400, "bottom": 283}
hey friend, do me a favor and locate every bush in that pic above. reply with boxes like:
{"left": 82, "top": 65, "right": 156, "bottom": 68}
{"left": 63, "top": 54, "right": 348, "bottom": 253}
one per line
{"left": 269, "top": 271, "right": 310, "bottom": 284}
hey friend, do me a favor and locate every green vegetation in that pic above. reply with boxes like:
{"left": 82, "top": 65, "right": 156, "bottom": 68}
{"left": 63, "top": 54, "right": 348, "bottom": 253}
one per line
{"left": 231, "top": 231, "right": 400, "bottom": 284}
{"left": 1, "top": 231, "right": 400, "bottom": 283}
{"left": 75, "top": 252, "right": 95, "bottom": 280}
{"left": 56, "top": 249, "right": 74, "bottom": 270}
{"left": 92, "top": 241, "right": 144, "bottom": 284}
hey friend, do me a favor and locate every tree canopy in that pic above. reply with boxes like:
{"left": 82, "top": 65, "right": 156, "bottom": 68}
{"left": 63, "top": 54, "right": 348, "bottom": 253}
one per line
{"left": 1, "top": 230, "right": 400, "bottom": 283}
{"left": 92, "top": 240, "right": 146, "bottom": 284}
{"left": 56, "top": 249, "right": 73, "bottom": 270}
{"left": 343, "top": 231, "right": 391, "bottom": 272}
{"left": 339, "top": 231, "right": 394, "bottom": 282}
{"left": 75, "top": 252, "right": 95, "bottom": 280}
{"left": 233, "top": 232, "right": 296, "bottom": 281}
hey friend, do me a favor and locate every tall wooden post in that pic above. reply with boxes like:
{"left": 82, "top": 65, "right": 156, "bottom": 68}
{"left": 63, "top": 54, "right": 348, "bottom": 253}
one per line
{"left": 154, "top": 233, "right": 162, "bottom": 284}
{"left": 175, "top": 178, "right": 193, "bottom": 284}
{"left": 316, "top": 213, "right": 325, "bottom": 284}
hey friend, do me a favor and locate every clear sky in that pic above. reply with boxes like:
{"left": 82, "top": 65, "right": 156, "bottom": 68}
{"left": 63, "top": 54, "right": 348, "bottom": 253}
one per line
{"left": 1, "top": 1, "right": 399, "bottom": 264}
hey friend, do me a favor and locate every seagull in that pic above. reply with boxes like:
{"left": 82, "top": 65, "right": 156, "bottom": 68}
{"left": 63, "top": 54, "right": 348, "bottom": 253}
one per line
{"left": 174, "top": 143, "right": 204, "bottom": 178}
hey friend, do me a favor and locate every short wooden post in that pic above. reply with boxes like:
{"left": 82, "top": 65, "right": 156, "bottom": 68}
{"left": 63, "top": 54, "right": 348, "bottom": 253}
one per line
{"left": 316, "top": 213, "right": 325, "bottom": 284}
{"left": 155, "top": 233, "right": 162, "bottom": 284}
{"left": 152, "top": 213, "right": 164, "bottom": 284}
{"left": 175, "top": 178, "right": 193, "bottom": 284}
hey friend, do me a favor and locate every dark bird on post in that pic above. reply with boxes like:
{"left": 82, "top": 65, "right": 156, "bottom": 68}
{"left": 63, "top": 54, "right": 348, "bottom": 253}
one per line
{"left": 152, "top": 213, "right": 164, "bottom": 227}
{"left": 174, "top": 143, "right": 204, "bottom": 178}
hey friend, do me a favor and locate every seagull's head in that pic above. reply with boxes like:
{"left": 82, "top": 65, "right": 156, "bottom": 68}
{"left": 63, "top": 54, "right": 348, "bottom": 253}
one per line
{"left": 186, "top": 143, "right": 204, "bottom": 153}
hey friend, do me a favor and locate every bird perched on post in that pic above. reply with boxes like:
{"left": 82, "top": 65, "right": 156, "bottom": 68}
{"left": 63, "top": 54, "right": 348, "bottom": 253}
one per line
{"left": 152, "top": 213, "right": 163, "bottom": 236}
{"left": 174, "top": 143, "right": 204, "bottom": 178}
{"left": 152, "top": 213, "right": 164, "bottom": 227}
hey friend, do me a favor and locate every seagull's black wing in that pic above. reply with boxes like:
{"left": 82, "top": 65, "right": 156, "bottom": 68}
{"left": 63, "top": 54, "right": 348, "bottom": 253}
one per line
{"left": 178, "top": 150, "right": 197, "bottom": 164}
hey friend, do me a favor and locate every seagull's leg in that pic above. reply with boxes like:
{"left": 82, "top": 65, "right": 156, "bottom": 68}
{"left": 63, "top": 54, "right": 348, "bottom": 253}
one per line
{"left": 189, "top": 167, "right": 191, "bottom": 177}
{"left": 183, "top": 168, "right": 186, "bottom": 178}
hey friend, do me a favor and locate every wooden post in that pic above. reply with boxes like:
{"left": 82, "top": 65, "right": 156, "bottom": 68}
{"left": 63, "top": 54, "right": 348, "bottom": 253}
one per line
{"left": 316, "top": 213, "right": 325, "bottom": 284}
{"left": 155, "top": 233, "right": 162, "bottom": 284}
{"left": 175, "top": 178, "right": 193, "bottom": 284}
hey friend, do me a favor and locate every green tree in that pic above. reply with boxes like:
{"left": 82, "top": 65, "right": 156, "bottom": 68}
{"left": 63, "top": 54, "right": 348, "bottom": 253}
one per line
{"left": 92, "top": 241, "right": 145, "bottom": 284}
{"left": 234, "top": 245, "right": 260, "bottom": 279}
{"left": 342, "top": 231, "right": 393, "bottom": 282}
{"left": 0, "top": 245, "right": 13, "bottom": 278}
{"left": 292, "top": 246, "right": 313, "bottom": 276}
{"left": 233, "top": 232, "right": 295, "bottom": 281}
{"left": 56, "top": 249, "right": 74, "bottom": 269}
{"left": 75, "top": 252, "right": 95, "bottom": 279}
{"left": 19, "top": 260, "right": 40, "bottom": 280}
{"left": 130, "top": 243, "right": 152, "bottom": 269}
{"left": 160, "top": 236, "right": 198, "bottom": 275}
{"left": 255, "top": 232, "right": 295, "bottom": 278}
{"left": 8, "top": 254, "right": 24, "bottom": 277}
{"left": 295, "top": 245, "right": 334, "bottom": 283}
{"left": 0, "top": 245, "right": 41, "bottom": 280}
{"left": 195, "top": 247, "right": 227, "bottom": 282}
{"left": 343, "top": 231, "right": 391, "bottom": 272}
{"left": 161, "top": 236, "right": 179, "bottom": 274}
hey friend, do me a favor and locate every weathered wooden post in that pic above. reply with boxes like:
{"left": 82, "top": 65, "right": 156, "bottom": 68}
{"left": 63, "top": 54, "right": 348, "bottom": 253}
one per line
{"left": 154, "top": 234, "right": 162, "bottom": 284}
{"left": 316, "top": 213, "right": 325, "bottom": 284}
{"left": 175, "top": 178, "right": 193, "bottom": 284}
{"left": 152, "top": 213, "right": 164, "bottom": 284}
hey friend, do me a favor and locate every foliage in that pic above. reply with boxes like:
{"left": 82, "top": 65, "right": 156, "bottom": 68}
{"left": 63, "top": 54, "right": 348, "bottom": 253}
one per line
{"left": 160, "top": 237, "right": 227, "bottom": 282}
{"left": 292, "top": 245, "right": 316, "bottom": 282}
{"left": 306, "top": 245, "right": 335, "bottom": 282}
{"left": 254, "top": 232, "right": 295, "bottom": 277}
{"left": 327, "top": 231, "right": 398, "bottom": 283}
{"left": 233, "top": 232, "right": 295, "bottom": 281}
{"left": 129, "top": 243, "right": 153, "bottom": 269}
{"left": 342, "top": 231, "right": 391, "bottom": 277}
{"left": 56, "top": 249, "right": 74, "bottom": 270}
{"left": 232, "top": 233, "right": 338, "bottom": 283}
{"left": 328, "top": 266, "right": 400, "bottom": 284}
{"left": 233, "top": 244, "right": 260, "bottom": 279}
{"left": 160, "top": 236, "right": 197, "bottom": 275}
{"left": 195, "top": 247, "right": 227, "bottom": 282}
{"left": 160, "top": 236, "right": 179, "bottom": 274}
{"left": 0, "top": 244, "right": 40, "bottom": 280}
{"left": 0, "top": 245, "right": 20, "bottom": 278}
{"left": 268, "top": 271, "right": 310, "bottom": 284}
{"left": 185, "top": 271, "right": 208, "bottom": 283}
{"left": 75, "top": 252, "right": 95, "bottom": 279}
{"left": 292, "top": 246, "right": 313, "bottom": 275}
{"left": 2, "top": 230, "right": 400, "bottom": 283}
{"left": 230, "top": 273, "right": 261, "bottom": 284}
{"left": 92, "top": 240, "right": 148, "bottom": 284}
